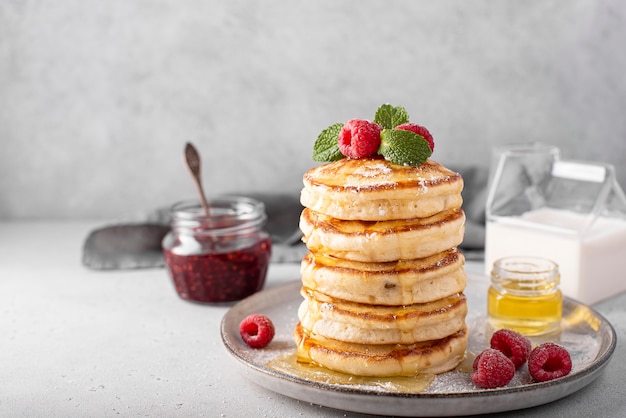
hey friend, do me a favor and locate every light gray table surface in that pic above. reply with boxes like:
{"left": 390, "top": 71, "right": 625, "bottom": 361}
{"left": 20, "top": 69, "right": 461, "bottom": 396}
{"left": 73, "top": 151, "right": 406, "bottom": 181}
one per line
{"left": 1, "top": 221, "right": 624, "bottom": 417}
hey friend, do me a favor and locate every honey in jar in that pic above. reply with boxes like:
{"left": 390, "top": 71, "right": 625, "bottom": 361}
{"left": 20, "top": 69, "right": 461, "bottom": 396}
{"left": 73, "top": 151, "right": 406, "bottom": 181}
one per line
{"left": 487, "top": 256, "right": 562, "bottom": 336}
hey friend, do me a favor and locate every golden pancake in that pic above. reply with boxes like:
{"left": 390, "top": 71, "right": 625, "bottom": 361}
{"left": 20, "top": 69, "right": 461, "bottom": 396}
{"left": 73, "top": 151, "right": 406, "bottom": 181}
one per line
{"left": 301, "top": 157, "right": 463, "bottom": 221}
{"left": 300, "top": 207, "right": 465, "bottom": 262}
{"left": 298, "top": 288, "right": 467, "bottom": 344}
{"left": 295, "top": 140, "right": 468, "bottom": 378}
{"left": 294, "top": 322, "right": 468, "bottom": 377}
{"left": 300, "top": 248, "right": 466, "bottom": 305}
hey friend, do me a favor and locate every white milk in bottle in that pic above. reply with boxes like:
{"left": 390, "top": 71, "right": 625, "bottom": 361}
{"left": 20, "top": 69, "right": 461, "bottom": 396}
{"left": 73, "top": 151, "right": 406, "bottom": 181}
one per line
{"left": 485, "top": 146, "right": 626, "bottom": 305}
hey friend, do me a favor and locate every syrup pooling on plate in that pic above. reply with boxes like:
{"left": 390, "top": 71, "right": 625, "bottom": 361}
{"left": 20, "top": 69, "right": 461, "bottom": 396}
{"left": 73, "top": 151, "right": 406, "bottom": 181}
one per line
{"left": 267, "top": 351, "right": 435, "bottom": 393}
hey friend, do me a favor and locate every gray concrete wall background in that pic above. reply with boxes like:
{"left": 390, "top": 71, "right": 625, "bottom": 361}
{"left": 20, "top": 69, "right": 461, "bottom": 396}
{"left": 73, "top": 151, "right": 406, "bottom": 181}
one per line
{"left": 1, "top": 0, "right": 625, "bottom": 220}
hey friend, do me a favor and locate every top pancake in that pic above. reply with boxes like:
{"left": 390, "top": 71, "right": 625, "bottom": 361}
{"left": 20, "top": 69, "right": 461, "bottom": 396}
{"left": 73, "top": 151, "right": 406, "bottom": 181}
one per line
{"left": 301, "top": 157, "right": 463, "bottom": 221}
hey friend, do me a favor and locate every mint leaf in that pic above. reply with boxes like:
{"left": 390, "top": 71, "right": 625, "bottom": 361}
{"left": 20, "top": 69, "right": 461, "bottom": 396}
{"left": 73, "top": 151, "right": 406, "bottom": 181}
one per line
{"left": 378, "top": 129, "right": 432, "bottom": 165}
{"left": 373, "top": 104, "right": 410, "bottom": 129}
{"left": 312, "top": 123, "right": 344, "bottom": 162}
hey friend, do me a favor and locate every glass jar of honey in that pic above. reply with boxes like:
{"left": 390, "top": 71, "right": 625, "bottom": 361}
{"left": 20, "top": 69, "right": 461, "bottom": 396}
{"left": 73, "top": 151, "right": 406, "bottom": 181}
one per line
{"left": 162, "top": 196, "right": 272, "bottom": 303}
{"left": 487, "top": 256, "right": 562, "bottom": 336}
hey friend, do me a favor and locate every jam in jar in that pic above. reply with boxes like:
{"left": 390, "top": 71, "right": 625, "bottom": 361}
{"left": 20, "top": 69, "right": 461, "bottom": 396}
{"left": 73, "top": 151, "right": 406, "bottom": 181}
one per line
{"left": 488, "top": 256, "right": 562, "bottom": 336}
{"left": 162, "top": 197, "right": 272, "bottom": 303}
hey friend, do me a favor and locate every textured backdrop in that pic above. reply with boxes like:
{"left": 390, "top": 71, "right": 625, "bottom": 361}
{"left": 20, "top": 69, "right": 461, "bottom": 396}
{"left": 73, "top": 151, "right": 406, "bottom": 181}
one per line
{"left": 1, "top": 0, "right": 625, "bottom": 220}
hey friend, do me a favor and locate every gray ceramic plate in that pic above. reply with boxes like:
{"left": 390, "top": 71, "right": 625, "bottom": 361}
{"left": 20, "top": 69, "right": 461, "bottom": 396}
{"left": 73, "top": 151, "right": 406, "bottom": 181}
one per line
{"left": 221, "top": 276, "right": 616, "bottom": 416}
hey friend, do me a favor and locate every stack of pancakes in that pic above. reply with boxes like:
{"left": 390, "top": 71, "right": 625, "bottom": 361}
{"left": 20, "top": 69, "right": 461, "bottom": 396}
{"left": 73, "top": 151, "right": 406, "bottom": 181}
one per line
{"left": 294, "top": 157, "right": 468, "bottom": 377}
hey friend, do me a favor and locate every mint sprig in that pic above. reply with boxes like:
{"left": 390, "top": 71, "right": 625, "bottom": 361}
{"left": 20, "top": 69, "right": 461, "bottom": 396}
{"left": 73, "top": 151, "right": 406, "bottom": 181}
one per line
{"left": 373, "top": 104, "right": 409, "bottom": 129}
{"left": 312, "top": 123, "right": 344, "bottom": 162}
{"left": 379, "top": 129, "right": 432, "bottom": 166}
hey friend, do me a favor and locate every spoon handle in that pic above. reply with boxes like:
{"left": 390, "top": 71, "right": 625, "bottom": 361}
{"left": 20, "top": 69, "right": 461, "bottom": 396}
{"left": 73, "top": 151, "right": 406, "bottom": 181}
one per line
{"left": 184, "top": 142, "right": 211, "bottom": 216}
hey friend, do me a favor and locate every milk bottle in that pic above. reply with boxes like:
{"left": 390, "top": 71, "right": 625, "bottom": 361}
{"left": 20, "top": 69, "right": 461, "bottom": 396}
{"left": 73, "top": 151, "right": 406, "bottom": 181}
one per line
{"left": 484, "top": 144, "right": 626, "bottom": 305}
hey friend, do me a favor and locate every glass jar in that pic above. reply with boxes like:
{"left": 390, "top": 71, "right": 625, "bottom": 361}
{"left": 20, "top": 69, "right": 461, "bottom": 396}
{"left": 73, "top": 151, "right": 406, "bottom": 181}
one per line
{"left": 162, "top": 196, "right": 272, "bottom": 303}
{"left": 487, "top": 256, "right": 562, "bottom": 336}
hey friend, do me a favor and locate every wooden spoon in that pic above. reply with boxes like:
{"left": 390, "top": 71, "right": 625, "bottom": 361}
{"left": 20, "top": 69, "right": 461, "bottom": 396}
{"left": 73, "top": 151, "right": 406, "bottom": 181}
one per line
{"left": 184, "top": 142, "right": 210, "bottom": 216}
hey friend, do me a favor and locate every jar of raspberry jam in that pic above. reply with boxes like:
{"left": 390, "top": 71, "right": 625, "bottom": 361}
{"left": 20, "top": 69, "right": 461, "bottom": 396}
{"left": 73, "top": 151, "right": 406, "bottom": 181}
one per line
{"left": 162, "top": 197, "right": 272, "bottom": 303}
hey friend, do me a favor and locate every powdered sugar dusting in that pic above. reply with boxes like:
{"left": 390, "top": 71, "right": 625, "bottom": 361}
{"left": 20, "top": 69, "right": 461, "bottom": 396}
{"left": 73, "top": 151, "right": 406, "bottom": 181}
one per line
{"left": 418, "top": 178, "right": 429, "bottom": 193}
{"left": 355, "top": 164, "right": 393, "bottom": 177}
{"left": 349, "top": 164, "right": 396, "bottom": 187}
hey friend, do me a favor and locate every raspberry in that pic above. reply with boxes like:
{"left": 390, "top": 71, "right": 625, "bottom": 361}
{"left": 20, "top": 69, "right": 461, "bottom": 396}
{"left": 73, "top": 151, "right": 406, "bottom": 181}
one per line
{"left": 239, "top": 314, "right": 275, "bottom": 349}
{"left": 528, "top": 342, "right": 572, "bottom": 382}
{"left": 490, "top": 329, "right": 532, "bottom": 369}
{"left": 471, "top": 348, "right": 515, "bottom": 389}
{"left": 337, "top": 119, "right": 382, "bottom": 158}
{"left": 395, "top": 122, "right": 435, "bottom": 151}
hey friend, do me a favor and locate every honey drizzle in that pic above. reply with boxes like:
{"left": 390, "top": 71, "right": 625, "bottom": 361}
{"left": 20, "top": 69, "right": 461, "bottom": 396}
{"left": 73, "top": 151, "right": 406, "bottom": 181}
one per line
{"left": 267, "top": 351, "right": 436, "bottom": 393}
